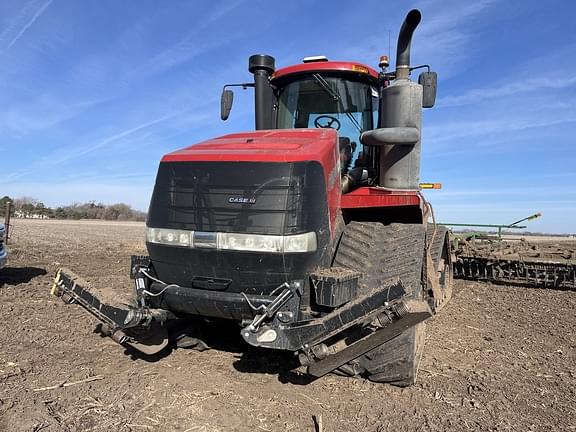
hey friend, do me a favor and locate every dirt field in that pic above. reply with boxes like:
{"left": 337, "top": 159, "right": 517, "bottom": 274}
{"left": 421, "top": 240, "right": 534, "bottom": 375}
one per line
{"left": 1, "top": 219, "right": 575, "bottom": 432}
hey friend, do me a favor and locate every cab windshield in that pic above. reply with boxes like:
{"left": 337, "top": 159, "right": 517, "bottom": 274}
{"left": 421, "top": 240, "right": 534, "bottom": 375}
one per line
{"left": 276, "top": 75, "right": 378, "bottom": 171}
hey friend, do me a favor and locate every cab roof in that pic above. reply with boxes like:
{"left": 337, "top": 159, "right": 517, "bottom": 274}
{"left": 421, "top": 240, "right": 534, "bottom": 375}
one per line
{"left": 271, "top": 61, "right": 379, "bottom": 83}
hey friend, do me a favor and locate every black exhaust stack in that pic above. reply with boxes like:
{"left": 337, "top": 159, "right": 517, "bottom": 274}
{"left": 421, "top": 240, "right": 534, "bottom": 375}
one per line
{"left": 249, "top": 54, "right": 275, "bottom": 130}
{"left": 395, "top": 9, "right": 421, "bottom": 79}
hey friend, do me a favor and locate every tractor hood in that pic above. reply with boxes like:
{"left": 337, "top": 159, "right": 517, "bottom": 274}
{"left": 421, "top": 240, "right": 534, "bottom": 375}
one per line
{"left": 148, "top": 128, "right": 340, "bottom": 293}
{"left": 162, "top": 128, "right": 338, "bottom": 166}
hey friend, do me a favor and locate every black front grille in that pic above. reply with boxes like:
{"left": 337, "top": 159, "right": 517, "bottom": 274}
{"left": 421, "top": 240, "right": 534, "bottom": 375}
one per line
{"left": 147, "top": 161, "right": 326, "bottom": 235}
{"left": 146, "top": 161, "right": 331, "bottom": 293}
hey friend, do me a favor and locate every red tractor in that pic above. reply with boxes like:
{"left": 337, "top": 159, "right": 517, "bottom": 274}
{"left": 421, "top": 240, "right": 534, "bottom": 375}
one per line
{"left": 52, "top": 9, "right": 452, "bottom": 386}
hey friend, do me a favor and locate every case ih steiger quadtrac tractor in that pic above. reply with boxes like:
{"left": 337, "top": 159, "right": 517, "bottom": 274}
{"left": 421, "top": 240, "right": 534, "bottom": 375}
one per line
{"left": 52, "top": 9, "right": 453, "bottom": 386}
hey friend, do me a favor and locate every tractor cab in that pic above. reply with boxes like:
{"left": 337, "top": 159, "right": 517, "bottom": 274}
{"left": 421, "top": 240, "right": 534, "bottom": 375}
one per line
{"left": 222, "top": 57, "right": 382, "bottom": 189}
{"left": 271, "top": 59, "right": 380, "bottom": 178}
{"left": 222, "top": 50, "right": 437, "bottom": 193}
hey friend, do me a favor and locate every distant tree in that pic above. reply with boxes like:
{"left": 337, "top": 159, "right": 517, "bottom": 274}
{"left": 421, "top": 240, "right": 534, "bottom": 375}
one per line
{"left": 55, "top": 207, "right": 66, "bottom": 218}
{"left": 49, "top": 201, "right": 146, "bottom": 221}
{"left": 0, "top": 196, "right": 12, "bottom": 215}
{"left": 103, "top": 206, "right": 120, "bottom": 220}
{"left": 13, "top": 196, "right": 40, "bottom": 208}
{"left": 6, "top": 197, "right": 145, "bottom": 221}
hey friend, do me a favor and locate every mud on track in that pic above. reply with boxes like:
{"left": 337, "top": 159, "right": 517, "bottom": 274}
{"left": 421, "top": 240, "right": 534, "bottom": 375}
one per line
{"left": 1, "top": 219, "right": 575, "bottom": 431}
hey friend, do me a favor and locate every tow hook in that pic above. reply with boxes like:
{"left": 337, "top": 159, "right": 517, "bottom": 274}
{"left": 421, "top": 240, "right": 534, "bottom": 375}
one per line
{"left": 242, "top": 280, "right": 303, "bottom": 335}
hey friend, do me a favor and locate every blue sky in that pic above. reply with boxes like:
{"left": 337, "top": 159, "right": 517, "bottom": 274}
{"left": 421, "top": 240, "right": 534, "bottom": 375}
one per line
{"left": 0, "top": 0, "right": 574, "bottom": 233}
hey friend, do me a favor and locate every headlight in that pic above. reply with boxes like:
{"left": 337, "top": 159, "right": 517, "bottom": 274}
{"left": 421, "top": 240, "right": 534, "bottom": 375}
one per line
{"left": 283, "top": 232, "right": 317, "bottom": 253}
{"left": 146, "top": 227, "right": 317, "bottom": 253}
{"left": 218, "top": 233, "right": 283, "bottom": 253}
{"left": 147, "top": 228, "right": 191, "bottom": 247}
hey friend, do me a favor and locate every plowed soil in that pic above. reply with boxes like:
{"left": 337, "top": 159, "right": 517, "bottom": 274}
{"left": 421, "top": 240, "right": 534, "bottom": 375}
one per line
{"left": 1, "top": 219, "right": 575, "bottom": 432}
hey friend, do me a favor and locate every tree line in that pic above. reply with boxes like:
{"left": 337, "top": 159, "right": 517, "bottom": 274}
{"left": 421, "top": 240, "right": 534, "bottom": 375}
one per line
{"left": 0, "top": 196, "right": 146, "bottom": 221}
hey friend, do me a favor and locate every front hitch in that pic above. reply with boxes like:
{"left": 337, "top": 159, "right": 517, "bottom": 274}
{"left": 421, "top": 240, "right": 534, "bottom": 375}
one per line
{"left": 51, "top": 267, "right": 171, "bottom": 355}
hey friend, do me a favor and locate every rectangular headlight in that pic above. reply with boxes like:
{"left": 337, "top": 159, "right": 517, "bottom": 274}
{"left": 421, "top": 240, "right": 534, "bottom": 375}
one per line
{"left": 218, "top": 232, "right": 283, "bottom": 253}
{"left": 147, "top": 227, "right": 317, "bottom": 253}
{"left": 147, "top": 228, "right": 192, "bottom": 247}
{"left": 283, "top": 232, "right": 317, "bottom": 253}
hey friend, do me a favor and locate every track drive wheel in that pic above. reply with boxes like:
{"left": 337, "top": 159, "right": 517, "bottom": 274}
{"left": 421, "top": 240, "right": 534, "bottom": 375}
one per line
{"left": 333, "top": 222, "right": 426, "bottom": 386}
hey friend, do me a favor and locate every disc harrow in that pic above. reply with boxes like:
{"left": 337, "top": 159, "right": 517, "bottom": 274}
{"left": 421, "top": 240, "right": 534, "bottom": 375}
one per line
{"left": 453, "top": 238, "right": 576, "bottom": 290}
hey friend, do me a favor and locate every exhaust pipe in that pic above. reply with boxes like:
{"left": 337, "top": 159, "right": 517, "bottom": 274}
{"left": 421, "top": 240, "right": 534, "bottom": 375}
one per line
{"left": 360, "top": 9, "right": 425, "bottom": 189}
{"left": 249, "top": 54, "right": 275, "bottom": 130}
{"left": 395, "top": 9, "right": 421, "bottom": 80}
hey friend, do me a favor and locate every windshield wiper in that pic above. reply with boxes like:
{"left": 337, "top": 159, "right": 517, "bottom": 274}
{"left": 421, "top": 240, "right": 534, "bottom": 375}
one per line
{"left": 311, "top": 74, "right": 363, "bottom": 134}
{"left": 312, "top": 73, "right": 339, "bottom": 101}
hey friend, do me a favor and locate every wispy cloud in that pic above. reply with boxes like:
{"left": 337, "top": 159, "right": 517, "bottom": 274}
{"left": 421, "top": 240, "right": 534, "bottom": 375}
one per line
{"left": 0, "top": 0, "right": 248, "bottom": 140}
{"left": 438, "top": 76, "right": 576, "bottom": 107}
{"left": 337, "top": 0, "right": 497, "bottom": 77}
{"left": 410, "top": 0, "right": 497, "bottom": 76}
{"left": 62, "top": 111, "right": 183, "bottom": 162}
{"left": 1, "top": 111, "right": 183, "bottom": 182}
{"left": 0, "top": 0, "right": 53, "bottom": 54}
{"left": 138, "top": 40, "right": 218, "bottom": 80}
{"left": 56, "top": 171, "right": 155, "bottom": 183}
{"left": 0, "top": 95, "right": 105, "bottom": 137}
{"left": 125, "top": 0, "right": 245, "bottom": 81}
{"left": 426, "top": 115, "right": 576, "bottom": 145}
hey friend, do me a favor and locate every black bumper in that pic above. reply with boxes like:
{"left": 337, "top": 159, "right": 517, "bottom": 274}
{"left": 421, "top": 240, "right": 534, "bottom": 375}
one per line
{"left": 148, "top": 281, "right": 278, "bottom": 321}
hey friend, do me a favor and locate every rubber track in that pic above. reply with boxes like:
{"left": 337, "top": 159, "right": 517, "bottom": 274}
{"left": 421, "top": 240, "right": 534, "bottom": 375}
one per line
{"left": 333, "top": 222, "right": 426, "bottom": 386}
{"left": 334, "top": 222, "right": 425, "bottom": 296}
{"left": 427, "top": 224, "right": 449, "bottom": 267}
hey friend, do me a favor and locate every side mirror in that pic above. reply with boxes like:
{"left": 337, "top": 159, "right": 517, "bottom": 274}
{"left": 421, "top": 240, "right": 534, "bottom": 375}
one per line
{"left": 418, "top": 71, "right": 437, "bottom": 108}
{"left": 221, "top": 89, "right": 234, "bottom": 120}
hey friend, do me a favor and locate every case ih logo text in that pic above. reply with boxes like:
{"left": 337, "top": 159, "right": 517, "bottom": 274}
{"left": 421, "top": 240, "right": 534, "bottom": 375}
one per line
{"left": 228, "top": 196, "right": 256, "bottom": 204}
